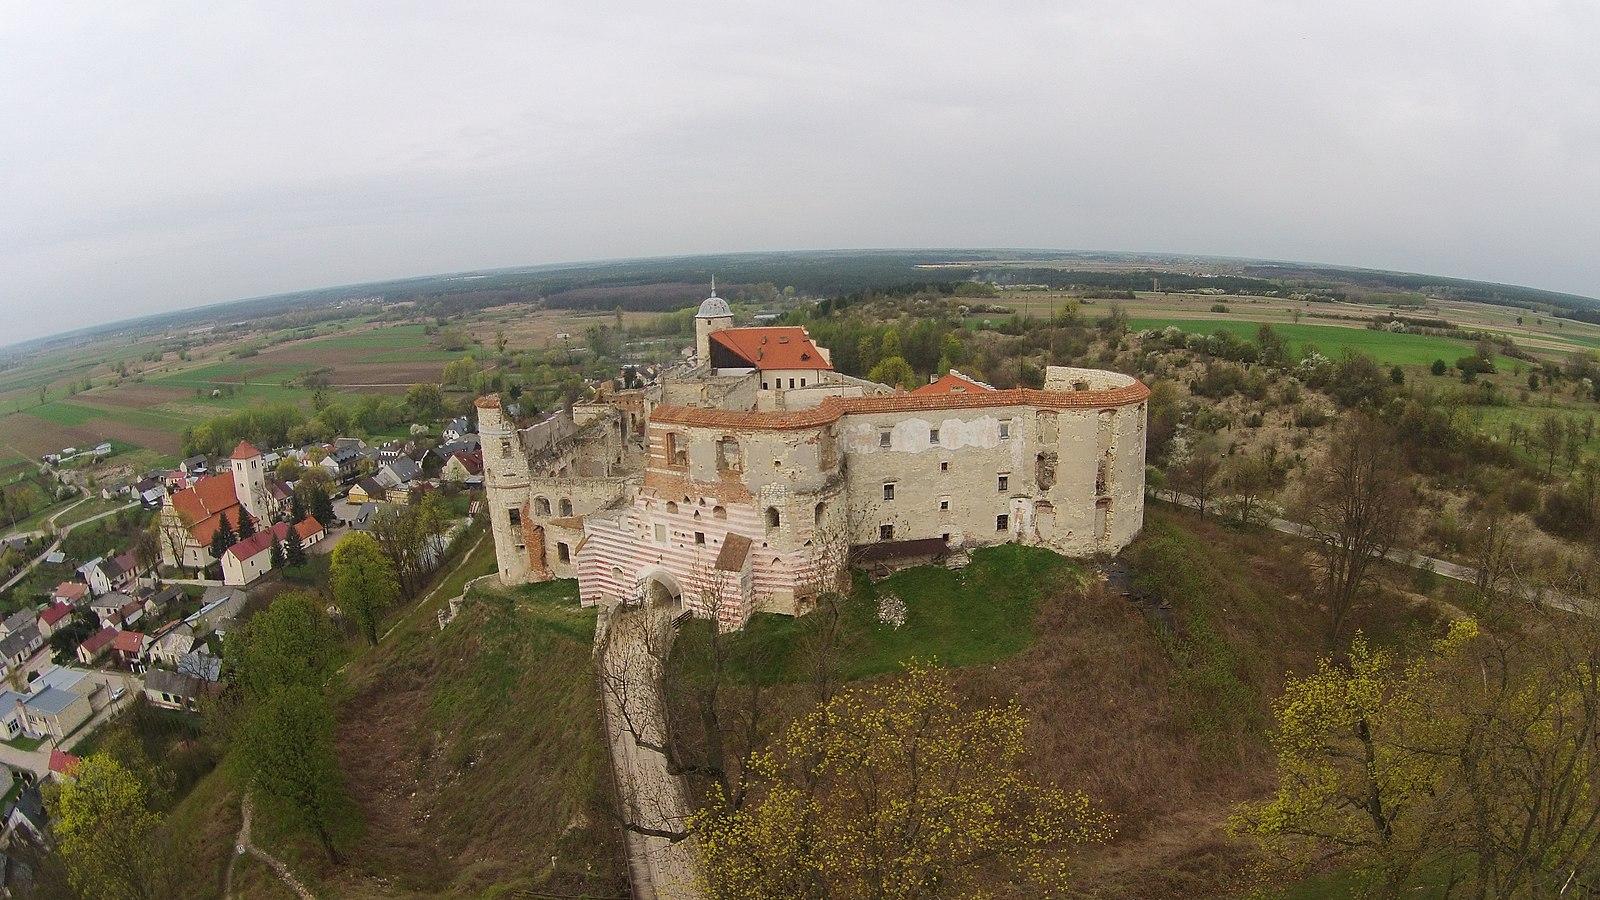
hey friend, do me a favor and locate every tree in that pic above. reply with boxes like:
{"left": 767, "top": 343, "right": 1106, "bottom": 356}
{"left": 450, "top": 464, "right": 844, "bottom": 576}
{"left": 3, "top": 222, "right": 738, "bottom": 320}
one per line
{"left": 367, "top": 496, "right": 449, "bottom": 597}
{"left": 236, "top": 511, "right": 255, "bottom": 540}
{"left": 1173, "top": 439, "right": 1222, "bottom": 516}
{"left": 404, "top": 382, "right": 445, "bottom": 420}
{"left": 235, "top": 683, "right": 353, "bottom": 862}
{"left": 269, "top": 538, "right": 285, "bottom": 569}
{"left": 1230, "top": 620, "right": 1480, "bottom": 895}
{"left": 1297, "top": 414, "right": 1415, "bottom": 645}
{"left": 297, "top": 479, "right": 335, "bottom": 527}
{"left": 1431, "top": 358, "right": 1448, "bottom": 376}
{"left": 331, "top": 532, "right": 399, "bottom": 645}
{"left": 289, "top": 491, "right": 307, "bottom": 524}
{"left": 1534, "top": 414, "right": 1565, "bottom": 477}
{"left": 49, "top": 752, "right": 166, "bottom": 900}
{"left": 866, "top": 355, "right": 916, "bottom": 390}
{"left": 693, "top": 663, "right": 1111, "bottom": 899}
{"left": 1221, "top": 453, "right": 1279, "bottom": 526}
{"left": 284, "top": 526, "right": 306, "bottom": 567}
{"left": 1389, "top": 366, "right": 1404, "bottom": 385}
{"left": 441, "top": 355, "right": 479, "bottom": 389}
{"left": 208, "top": 520, "right": 230, "bottom": 564}
{"left": 132, "top": 523, "right": 161, "bottom": 575}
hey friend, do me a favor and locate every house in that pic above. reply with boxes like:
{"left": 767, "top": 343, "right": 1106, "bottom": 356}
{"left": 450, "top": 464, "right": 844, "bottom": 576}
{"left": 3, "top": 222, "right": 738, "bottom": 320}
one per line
{"left": 76, "top": 627, "right": 117, "bottom": 664}
{"left": 133, "top": 478, "right": 165, "bottom": 508}
{"left": 379, "top": 456, "right": 420, "bottom": 487}
{"left": 147, "top": 623, "right": 195, "bottom": 667}
{"left": 178, "top": 454, "right": 209, "bottom": 475}
{"left": 220, "top": 517, "right": 324, "bottom": 586}
{"left": 92, "top": 551, "right": 143, "bottom": 595}
{"left": 0, "top": 610, "right": 34, "bottom": 640}
{"left": 144, "top": 669, "right": 205, "bottom": 712}
{"left": 19, "top": 686, "right": 91, "bottom": 741}
{"left": 176, "top": 648, "right": 222, "bottom": 683}
{"left": 443, "top": 416, "right": 473, "bottom": 442}
{"left": 319, "top": 446, "right": 362, "bottom": 482}
{"left": 441, "top": 449, "right": 483, "bottom": 482}
{"left": 142, "top": 585, "right": 186, "bottom": 620}
{"left": 159, "top": 441, "right": 276, "bottom": 569}
{"left": 77, "top": 557, "right": 109, "bottom": 596}
{"left": 349, "top": 502, "right": 380, "bottom": 531}
{"left": 186, "top": 589, "right": 244, "bottom": 636}
{"left": 50, "top": 582, "right": 87, "bottom": 606}
{"left": 36, "top": 603, "right": 72, "bottom": 638}
{"left": 89, "top": 592, "right": 133, "bottom": 624}
{"left": 0, "top": 626, "right": 42, "bottom": 672}
{"left": 348, "top": 476, "right": 387, "bottom": 505}
{"left": 386, "top": 482, "right": 420, "bottom": 505}
{"left": 115, "top": 599, "right": 144, "bottom": 630}
{"left": 109, "top": 631, "right": 146, "bottom": 671}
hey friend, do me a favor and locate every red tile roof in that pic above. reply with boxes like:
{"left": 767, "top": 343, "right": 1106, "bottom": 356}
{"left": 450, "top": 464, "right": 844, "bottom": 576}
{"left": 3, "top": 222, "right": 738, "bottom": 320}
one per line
{"left": 224, "top": 517, "right": 323, "bottom": 563}
{"left": 912, "top": 371, "right": 994, "bottom": 396}
{"left": 230, "top": 441, "right": 261, "bottom": 460}
{"left": 49, "top": 749, "right": 80, "bottom": 776}
{"left": 111, "top": 630, "right": 144, "bottom": 653}
{"left": 39, "top": 603, "right": 71, "bottom": 627}
{"left": 169, "top": 473, "right": 244, "bottom": 545}
{"left": 449, "top": 450, "right": 484, "bottom": 475}
{"left": 650, "top": 379, "right": 1150, "bottom": 431}
{"left": 52, "top": 582, "right": 87, "bottom": 602}
{"left": 709, "top": 327, "right": 833, "bottom": 372}
{"left": 80, "top": 627, "right": 117, "bottom": 656}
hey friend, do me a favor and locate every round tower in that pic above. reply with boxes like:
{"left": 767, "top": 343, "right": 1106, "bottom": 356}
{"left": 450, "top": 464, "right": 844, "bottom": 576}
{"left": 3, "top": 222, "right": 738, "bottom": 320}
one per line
{"left": 229, "top": 440, "right": 267, "bottom": 524}
{"left": 694, "top": 283, "right": 733, "bottom": 364}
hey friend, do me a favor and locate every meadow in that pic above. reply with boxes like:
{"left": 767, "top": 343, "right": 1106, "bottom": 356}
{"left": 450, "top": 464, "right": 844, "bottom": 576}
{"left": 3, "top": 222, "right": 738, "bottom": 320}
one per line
{"left": 1130, "top": 317, "right": 1499, "bottom": 367}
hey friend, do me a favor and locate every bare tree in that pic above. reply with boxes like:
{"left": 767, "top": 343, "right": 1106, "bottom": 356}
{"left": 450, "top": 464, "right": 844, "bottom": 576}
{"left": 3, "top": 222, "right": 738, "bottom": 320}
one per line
{"left": 1298, "top": 414, "right": 1415, "bottom": 646}
{"left": 1174, "top": 437, "right": 1223, "bottom": 517}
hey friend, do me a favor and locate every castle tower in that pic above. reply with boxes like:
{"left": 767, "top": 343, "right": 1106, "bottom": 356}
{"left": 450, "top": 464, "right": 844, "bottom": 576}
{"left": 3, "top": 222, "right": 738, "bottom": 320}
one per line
{"left": 694, "top": 280, "right": 734, "bottom": 364}
{"left": 229, "top": 441, "right": 268, "bottom": 524}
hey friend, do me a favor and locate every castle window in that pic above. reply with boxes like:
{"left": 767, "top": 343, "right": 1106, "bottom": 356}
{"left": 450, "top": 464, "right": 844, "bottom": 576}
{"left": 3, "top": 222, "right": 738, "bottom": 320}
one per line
{"left": 879, "top": 428, "right": 892, "bottom": 448}
{"left": 929, "top": 427, "right": 940, "bottom": 444}
{"left": 559, "top": 498, "right": 572, "bottom": 516}
{"left": 997, "top": 474, "right": 1009, "bottom": 492}
{"left": 800, "top": 378, "right": 807, "bottom": 387}
{"left": 765, "top": 507, "right": 781, "bottom": 529}
{"left": 879, "top": 523, "right": 894, "bottom": 540}
{"left": 996, "top": 514, "right": 1009, "bottom": 531}
{"left": 999, "top": 421, "right": 1011, "bottom": 440}
{"left": 654, "top": 524, "right": 667, "bottom": 543}
{"left": 762, "top": 381, "right": 769, "bottom": 390}
{"left": 939, "top": 498, "right": 950, "bottom": 512}
{"left": 665, "top": 432, "right": 688, "bottom": 467}
{"left": 717, "top": 437, "right": 743, "bottom": 473}
{"left": 695, "top": 531, "right": 706, "bottom": 545}
{"left": 882, "top": 482, "right": 896, "bottom": 501}
{"left": 534, "top": 497, "right": 551, "bottom": 516}
{"left": 940, "top": 460, "right": 949, "bottom": 473}
{"left": 507, "top": 507, "right": 521, "bottom": 527}
{"left": 814, "top": 501, "right": 826, "bottom": 527}
{"left": 713, "top": 505, "right": 727, "bottom": 520}
{"left": 557, "top": 542, "right": 570, "bottom": 563}
{"left": 666, "top": 501, "right": 678, "bottom": 514}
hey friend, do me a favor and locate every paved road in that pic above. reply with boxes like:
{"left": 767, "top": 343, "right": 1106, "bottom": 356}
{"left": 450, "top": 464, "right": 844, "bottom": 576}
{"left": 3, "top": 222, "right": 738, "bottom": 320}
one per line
{"left": 0, "top": 667, "right": 143, "bottom": 777}
{"left": 0, "top": 500, "right": 140, "bottom": 593}
{"left": 1153, "top": 490, "right": 1593, "bottom": 615}
{"left": 598, "top": 607, "right": 702, "bottom": 900}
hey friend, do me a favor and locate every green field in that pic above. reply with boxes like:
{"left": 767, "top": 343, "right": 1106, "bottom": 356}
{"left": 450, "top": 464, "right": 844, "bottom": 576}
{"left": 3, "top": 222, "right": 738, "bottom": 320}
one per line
{"left": 1132, "top": 318, "right": 1500, "bottom": 367}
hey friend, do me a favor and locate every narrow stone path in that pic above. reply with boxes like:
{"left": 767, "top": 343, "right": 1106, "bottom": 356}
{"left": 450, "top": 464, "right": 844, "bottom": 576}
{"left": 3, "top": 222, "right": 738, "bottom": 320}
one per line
{"left": 226, "top": 793, "right": 316, "bottom": 900}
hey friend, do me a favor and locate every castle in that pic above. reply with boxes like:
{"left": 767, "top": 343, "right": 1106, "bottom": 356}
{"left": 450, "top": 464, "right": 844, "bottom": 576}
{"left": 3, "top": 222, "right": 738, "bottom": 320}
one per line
{"left": 481, "top": 288, "right": 1149, "bottom": 630}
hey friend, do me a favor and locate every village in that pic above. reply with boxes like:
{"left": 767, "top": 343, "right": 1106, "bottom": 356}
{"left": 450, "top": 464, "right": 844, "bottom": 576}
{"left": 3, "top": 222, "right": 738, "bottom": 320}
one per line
{"left": 0, "top": 407, "right": 487, "bottom": 859}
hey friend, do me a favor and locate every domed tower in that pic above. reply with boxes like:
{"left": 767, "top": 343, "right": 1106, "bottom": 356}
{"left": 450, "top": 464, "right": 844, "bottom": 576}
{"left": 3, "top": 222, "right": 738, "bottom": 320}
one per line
{"left": 694, "top": 279, "right": 734, "bottom": 364}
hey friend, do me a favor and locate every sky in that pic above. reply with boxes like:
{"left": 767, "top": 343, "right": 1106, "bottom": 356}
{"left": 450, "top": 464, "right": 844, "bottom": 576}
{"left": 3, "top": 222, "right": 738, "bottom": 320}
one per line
{"left": 2, "top": 1, "right": 1599, "bottom": 343}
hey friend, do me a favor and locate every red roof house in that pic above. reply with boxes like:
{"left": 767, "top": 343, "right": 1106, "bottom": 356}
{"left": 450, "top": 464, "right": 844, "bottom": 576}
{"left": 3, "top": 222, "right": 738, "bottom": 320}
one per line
{"left": 912, "top": 370, "right": 995, "bottom": 396}
{"left": 37, "top": 602, "right": 73, "bottom": 637}
{"left": 51, "top": 582, "right": 88, "bottom": 604}
{"left": 708, "top": 327, "right": 833, "bottom": 372}
{"left": 77, "top": 627, "right": 118, "bottom": 664}
{"left": 221, "top": 517, "right": 324, "bottom": 586}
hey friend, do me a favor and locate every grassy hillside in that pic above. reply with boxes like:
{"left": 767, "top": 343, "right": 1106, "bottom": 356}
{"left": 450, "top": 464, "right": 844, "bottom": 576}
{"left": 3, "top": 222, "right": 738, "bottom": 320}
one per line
{"left": 164, "top": 576, "right": 623, "bottom": 899}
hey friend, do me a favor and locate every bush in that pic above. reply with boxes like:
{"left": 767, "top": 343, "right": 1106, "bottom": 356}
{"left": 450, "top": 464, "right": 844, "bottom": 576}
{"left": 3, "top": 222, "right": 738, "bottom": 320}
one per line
{"left": 1209, "top": 303, "right": 1229, "bottom": 313}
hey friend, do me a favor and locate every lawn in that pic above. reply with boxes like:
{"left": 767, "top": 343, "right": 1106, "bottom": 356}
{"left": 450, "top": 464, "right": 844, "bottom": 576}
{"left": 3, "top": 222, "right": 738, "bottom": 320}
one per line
{"left": 675, "top": 543, "right": 1082, "bottom": 685}
{"left": 2, "top": 734, "right": 43, "bottom": 752}
{"left": 1131, "top": 318, "right": 1500, "bottom": 367}
{"left": 53, "top": 496, "right": 131, "bottom": 529}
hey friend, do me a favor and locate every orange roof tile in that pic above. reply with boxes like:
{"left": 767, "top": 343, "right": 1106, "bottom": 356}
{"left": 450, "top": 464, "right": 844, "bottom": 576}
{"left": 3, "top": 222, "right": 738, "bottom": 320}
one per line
{"left": 649, "top": 379, "right": 1149, "bottom": 431}
{"left": 170, "top": 473, "right": 242, "bottom": 543}
{"left": 912, "top": 372, "right": 994, "bottom": 396}
{"left": 229, "top": 441, "right": 261, "bottom": 460}
{"left": 709, "top": 327, "right": 833, "bottom": 372}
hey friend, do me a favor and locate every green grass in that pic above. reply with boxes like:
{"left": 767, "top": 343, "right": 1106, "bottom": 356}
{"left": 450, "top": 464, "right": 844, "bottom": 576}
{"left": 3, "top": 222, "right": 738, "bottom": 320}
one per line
{"left": 1132, "top": 318, "right": 1503, "bottom": 367}
{"left": 25, "top": 401, "right": 105, "bottom": 427}
{"left": 2, "top": 734, "right": 43, "bottom": 752}
{"left": 54, "top": 496, "right": 130, "bottom": 529}
{"left": 676, "top": 544, "right": 1081, "bottom": 685}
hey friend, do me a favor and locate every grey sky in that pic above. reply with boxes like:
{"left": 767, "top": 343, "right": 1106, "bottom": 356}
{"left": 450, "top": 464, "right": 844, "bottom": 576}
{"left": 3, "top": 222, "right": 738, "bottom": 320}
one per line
{"left": 3, "top": 1, "right": 1598, "bottom": 342}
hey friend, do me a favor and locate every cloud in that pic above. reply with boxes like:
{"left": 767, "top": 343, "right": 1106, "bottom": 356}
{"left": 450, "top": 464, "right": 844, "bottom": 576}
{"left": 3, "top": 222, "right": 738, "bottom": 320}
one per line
{"left": 2, "top": 1, "right": 1598, "bottom": 341}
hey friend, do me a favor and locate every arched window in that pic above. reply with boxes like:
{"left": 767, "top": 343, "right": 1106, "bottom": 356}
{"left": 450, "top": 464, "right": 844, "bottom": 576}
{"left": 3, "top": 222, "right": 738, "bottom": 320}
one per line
{"left": 814, "top": 501, "right": 826, "bottom": 527}
{"left": 712, "top": 505, "right": 727, "bottom": 520}
{"left": 666, "top": 501, "right": 678, "bottom": 514}
{"left": 765, "top": 507, "right": 781, "bottom": 529}
{"left": 559, "top": 498, "right": 573, "bottom": 516}
{"left": 534, "top": 496, "right": 551, "bottom": 516}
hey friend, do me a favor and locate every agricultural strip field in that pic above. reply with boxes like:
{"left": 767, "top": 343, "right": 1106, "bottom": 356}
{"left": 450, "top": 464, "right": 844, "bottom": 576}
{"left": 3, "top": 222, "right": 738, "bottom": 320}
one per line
{"left": 1130, "top": 318, "right": 1506, "bottom": 367}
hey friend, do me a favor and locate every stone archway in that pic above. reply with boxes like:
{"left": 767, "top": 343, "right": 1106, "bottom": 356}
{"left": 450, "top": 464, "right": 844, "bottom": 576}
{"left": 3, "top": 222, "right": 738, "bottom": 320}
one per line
{"left": 638, "top": 568, "right": 684, "bottom": 611}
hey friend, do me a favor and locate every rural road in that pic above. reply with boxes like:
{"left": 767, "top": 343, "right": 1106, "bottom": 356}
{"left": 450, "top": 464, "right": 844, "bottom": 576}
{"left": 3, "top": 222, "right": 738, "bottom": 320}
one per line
{"left": 1152, "top": 490, "right": 1592, "bottom": 615}
{"left": 0, "top": 500, "right": 139, "bottom": 593}
{"left": 598, "top": 606, "right": 703, "bottom": 900}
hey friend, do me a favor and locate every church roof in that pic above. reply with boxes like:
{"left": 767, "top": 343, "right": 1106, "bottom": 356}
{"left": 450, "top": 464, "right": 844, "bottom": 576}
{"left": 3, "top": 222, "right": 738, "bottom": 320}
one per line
{"left": 169, "top": 473, "right": 244, "bottom": 545}
{"left": 229, "top": 441, "right": 261, "bottom": 460}
{"left": 709, "top": 327, "right": 832, "bottom": 372}
{"left": 696, "top": 293, "right": 733, "bottom": 319}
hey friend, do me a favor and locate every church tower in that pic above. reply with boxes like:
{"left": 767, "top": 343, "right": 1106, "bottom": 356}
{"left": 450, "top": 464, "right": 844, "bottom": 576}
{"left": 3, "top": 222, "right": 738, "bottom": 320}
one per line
{"left": 694, "top": 279, "right": 734, "bottom": 363}
{"left": 229, "top": 441, "right": 268, "bottom": 524}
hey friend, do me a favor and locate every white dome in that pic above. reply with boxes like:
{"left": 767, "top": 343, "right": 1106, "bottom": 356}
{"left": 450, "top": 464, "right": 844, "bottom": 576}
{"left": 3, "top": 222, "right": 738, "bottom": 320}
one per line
{"left": 696, "top": 294, "right": 732, "bottom": 319}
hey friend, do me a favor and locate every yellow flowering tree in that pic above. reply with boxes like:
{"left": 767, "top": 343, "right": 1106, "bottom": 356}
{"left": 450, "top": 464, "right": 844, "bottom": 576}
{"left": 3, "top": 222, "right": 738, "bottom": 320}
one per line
{"left": 1230, "top": 619, "right": 1480, "bottom": 891}
{"left": 692, "top": 662, "right": 1110, "bottom": 899}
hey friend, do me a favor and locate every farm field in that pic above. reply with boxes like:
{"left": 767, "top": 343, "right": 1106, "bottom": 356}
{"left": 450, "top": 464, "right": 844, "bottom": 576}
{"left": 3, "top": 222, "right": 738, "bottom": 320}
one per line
{"left": 1129, "top": 318, "right": 1505, "bottom": 367}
